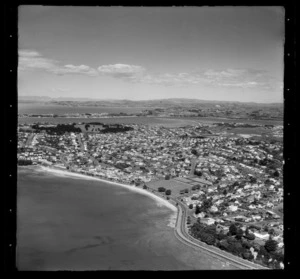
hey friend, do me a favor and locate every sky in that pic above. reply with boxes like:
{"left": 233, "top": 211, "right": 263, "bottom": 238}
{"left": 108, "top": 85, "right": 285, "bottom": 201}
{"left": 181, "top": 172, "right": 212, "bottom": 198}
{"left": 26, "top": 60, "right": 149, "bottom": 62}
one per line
{"left": 18, "top": 6, "right": 285, "bottom": 103}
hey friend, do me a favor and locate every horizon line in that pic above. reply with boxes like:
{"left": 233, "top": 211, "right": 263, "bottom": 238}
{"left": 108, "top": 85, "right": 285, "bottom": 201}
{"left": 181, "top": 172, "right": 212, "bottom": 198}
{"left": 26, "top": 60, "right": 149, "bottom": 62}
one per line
{"left": 18, "top": 96, "right": 283, "bottom": 105}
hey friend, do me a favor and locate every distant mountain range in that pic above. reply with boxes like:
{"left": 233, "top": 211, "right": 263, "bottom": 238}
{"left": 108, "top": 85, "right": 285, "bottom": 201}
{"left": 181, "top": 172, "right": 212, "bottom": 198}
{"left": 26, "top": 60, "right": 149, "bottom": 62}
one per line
{"left": 18, "top": 96, "right": 282, "bottom": 107}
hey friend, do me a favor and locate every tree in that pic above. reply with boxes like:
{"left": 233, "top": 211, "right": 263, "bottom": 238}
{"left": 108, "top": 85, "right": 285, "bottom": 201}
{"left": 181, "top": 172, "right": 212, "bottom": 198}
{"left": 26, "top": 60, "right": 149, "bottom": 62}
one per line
{"left": 192, "top": 185, "right": 199, "bottom": 191}
{"left": 201, "top": 232, "right": 215, "bottom": 245}
{"left": 18, "top": 159, "right": 33, "bottom": 166}
{"left": 226, "top": 237, "right": 244, "bottom": 256}
{"left": 165, "top": 189, "right": 171, "bottom": 195}
{"left": 184, "top": 188, "right": 189, "bottom": 193}
{"left": 189, "top": 204, "right": 193, "bottom": 209}
{"left": 242, "top": 251, "right": 254, "bottom": 260}
{"left": 204, "top": 225, "right": 217, "bottom": 236}
{"left": 218, "top": 240, "right": 230, "bottom": 251}
{"left": 258, "top": 246, "right": 270, "bottom": 260}
{"left": 250, "top": 176, "right": 257, "bottom": 183}
{"left": 241, "top": 239, "right": 251, "bottom": 249}
{"left": 194, "top": 170, "right": 202, "bottom": 177}
{"left": 229, "top": 224, "right": 238, "bottom": 235}
{"left": 195, "top": 204, "right": 201, "bottom": 215}
{"left": 191, "top": 149, "right": 198, "bottom": 156}
{"left": 232, "top": 181, "right": 239, "bottom": 187}
{"left": 271, "top": 251, "right": 284, "bottom": 263}
{"left": 265, "top": 239, "right": 278, "bottom": 253}
{"left": 158, "top": 187, "right": 166, "bottom": 192}
{"left": 236, "top": 228, "right": 244, "bottom": 240}
{"left": 143, "top": 185, "right": 148, "bottom": 190}
{"left": 216, "top": 232, "right": 227, "bottom": 241}
{"left": 268, "top": 228, "right": 275, "bottom": 236}
{"left": 244, "top": 233, "right": 255, "bottom": 241}
{"left": 201, "top": 198, "right": 213, "bottom": 212}
{"left": 165, "top": 174, "right": 170, "bottom": 180}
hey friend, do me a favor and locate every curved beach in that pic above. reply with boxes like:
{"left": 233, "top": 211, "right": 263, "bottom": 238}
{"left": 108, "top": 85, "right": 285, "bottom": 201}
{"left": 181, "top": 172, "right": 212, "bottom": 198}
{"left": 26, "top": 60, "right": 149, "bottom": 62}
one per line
{"left": 18, "top": 166, "right": 239, "bottom": 270}
{"left": 38, "top": 165, "right": 178, "bottom": 212}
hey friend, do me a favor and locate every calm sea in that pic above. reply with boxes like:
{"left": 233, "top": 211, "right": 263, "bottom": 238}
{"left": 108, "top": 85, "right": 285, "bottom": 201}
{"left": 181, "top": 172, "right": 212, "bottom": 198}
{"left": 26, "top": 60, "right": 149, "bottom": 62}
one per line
{"left": 18, "top": 103, "right": 148, "bottom": 115}
{"left": 17, "top": 166, "right": 236, "bottom": 270}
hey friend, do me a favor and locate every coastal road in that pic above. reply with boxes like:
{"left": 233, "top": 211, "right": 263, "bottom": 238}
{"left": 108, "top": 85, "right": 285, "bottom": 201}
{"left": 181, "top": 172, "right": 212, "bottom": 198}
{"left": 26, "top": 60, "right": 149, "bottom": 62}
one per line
{"left": 173, "top": 199, "right": 268, "bottom": 270}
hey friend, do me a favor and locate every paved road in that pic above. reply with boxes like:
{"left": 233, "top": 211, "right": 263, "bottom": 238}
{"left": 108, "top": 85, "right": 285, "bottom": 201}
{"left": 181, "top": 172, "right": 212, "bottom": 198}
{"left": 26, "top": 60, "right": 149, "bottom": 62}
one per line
{"left": 25, "top": 134, "right": 35, "bottom": 147}
{"left": 173, "top": 199, "right": 268, "bottom": 270}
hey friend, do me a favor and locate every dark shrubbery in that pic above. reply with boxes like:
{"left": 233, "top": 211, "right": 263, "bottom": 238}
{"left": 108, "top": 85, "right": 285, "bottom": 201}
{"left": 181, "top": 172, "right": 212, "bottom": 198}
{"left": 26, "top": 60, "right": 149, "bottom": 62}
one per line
{"left": 236, "top": 228, "right": 244, "bottom": 240}
{"left": 242, "top": 251, "right": 254, "bottom": 260}
{"left": 265, "top": 239, "right": 278, "bottom": 253}
{"left": 32, "top": 123, "right": 133, "bottom": 134}
{"left": 115, "top": 163, "right": 130, "bottom": 170}
{"left": 200, "top": 232, "right": 215, "bottom": 245}
{"left": 258, "top": 246, "right": 271, "bottom": 259}
{"left": 194, "top": 170, "right": 203, "bottom": 177}
{"left": 203, "top": 225, "right": 217, "bottom": 236}
{"left": 192, "top": 184, "right": 201, "bottom": 191}
{"left": 165, "top": 189, "right": 172, "bottom": 195}
{"left": 199, "top": 198, "right": 213, "bottom": 213}
{"left": 18, "top": 159, "right": 33, "bottom": 165}
{"left": 32, "top": 123, "right": 81, "bottom": 135}
{"left": 244, "top": 232, "right": 256, "bottom": 240}
{"left": 158, "top": 187, "right": 166, "bottom": 192}
{"left": 229, "top": 224, "right": 238, "bottom": 235}
{"left": 189, "top": 219, "right": 282, "bottom": 267}
{"left": 195, "top": 204, "right": 201, "bottom": 215}
{"left": 216, "top": 232, "right": 227, "bottom": 241}
{"left": 218, "top": 239, "right": 230, "bottom": 251}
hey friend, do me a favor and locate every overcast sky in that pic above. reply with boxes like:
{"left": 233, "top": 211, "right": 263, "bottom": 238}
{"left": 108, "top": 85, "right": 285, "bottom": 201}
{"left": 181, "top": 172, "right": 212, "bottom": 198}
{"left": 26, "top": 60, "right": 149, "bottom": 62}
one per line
{"left": 18, "top": 6, "right": 284, "bottom": 103}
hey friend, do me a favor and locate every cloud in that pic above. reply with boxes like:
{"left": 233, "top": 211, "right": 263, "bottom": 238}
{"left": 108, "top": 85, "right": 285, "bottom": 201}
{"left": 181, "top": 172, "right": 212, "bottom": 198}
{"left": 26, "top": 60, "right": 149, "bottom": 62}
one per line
{"left": 18, "top": 50, "right": 58, "bottom": 71}
{"left": 18, "top": 49, "right": 98, "bottom": 77}
{"left": 98, "top": 64, "right": 145, "bottom": 79}
{"left": 203, "top": 68, "right": 278, "bottom": 90}
{"left": 52, "top": 64, "right": 98, "bottom": 76}
{"left": 97, "top": 66, "right": 204, "bottom": 86}
{"left": 136, "top": 72, "right": 204, "bottom": 86}
{"left": 19, "top": 50, "right": 281, "bottom": 91}
{"left": 51, "top": 87, "right": 71, "bottom": 92}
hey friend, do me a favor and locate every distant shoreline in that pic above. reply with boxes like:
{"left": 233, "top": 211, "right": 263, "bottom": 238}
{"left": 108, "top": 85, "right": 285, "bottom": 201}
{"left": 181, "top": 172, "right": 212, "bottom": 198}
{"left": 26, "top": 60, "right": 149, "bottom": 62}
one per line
{"left": 22, "top": 165, "right": 178, "bottom": 213}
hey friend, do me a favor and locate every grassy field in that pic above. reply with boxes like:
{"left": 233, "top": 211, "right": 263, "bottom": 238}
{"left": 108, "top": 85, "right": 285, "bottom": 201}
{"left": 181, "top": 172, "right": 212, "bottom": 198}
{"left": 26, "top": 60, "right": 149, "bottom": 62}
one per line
{"left": 147, "top": 178, "right": 198, "bottom": 198}
{"left": 272, "top": 203, "right": 283, "bottom": 218}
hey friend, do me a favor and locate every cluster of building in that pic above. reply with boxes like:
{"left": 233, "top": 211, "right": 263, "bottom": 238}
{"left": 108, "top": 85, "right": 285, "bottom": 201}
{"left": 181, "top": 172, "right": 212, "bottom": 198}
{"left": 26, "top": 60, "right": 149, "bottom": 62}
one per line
{"left": 17, "top": 121, "right": 283, "bottom": 251}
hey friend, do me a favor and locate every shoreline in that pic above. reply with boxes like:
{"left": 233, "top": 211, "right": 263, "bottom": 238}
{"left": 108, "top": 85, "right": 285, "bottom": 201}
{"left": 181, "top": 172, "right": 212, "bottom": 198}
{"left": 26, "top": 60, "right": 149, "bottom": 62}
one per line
{"left": 26, "top": 165, "right": 178, "bottom": 213}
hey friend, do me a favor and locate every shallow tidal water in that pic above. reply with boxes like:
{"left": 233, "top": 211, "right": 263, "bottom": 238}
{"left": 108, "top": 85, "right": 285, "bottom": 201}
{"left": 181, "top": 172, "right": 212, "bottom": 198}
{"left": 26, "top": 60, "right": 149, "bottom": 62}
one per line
{"left": 17, "top": 166, "right": 237, "bottom": 270}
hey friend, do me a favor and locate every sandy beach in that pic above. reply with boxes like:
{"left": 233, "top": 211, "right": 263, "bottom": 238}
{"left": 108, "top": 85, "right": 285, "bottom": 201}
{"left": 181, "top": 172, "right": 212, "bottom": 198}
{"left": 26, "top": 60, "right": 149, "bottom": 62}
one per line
{"left": 37, "top": 165, "right": 178, "bottom": 212}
